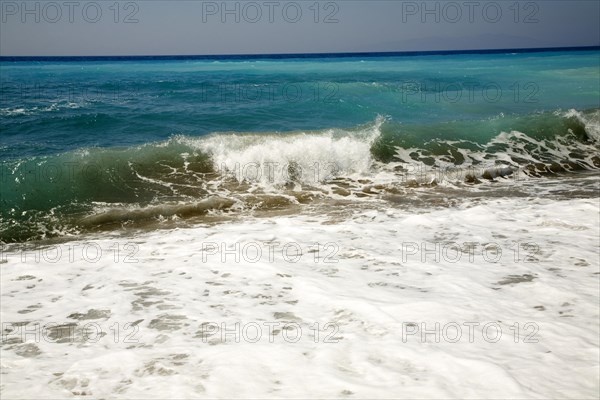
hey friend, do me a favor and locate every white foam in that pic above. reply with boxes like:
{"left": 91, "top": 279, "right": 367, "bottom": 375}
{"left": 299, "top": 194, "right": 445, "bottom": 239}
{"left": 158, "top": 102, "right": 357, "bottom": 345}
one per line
{"left": 180, "top": 117, "right": 385, "bottom": 188}
{"left": 1, "top": 195, "right": 598, "bottom": 398}
{"left": 392, "top": 121, "right": 600, "bottom": 184}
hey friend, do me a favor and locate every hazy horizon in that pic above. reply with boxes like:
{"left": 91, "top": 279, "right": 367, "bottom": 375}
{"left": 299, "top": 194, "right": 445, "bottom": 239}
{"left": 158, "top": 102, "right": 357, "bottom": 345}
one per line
{"left": 1, "top": 1, "right": 599, "bottom": 56}
{"left": 1, "top": 44, "right": 599, "bottom": 59}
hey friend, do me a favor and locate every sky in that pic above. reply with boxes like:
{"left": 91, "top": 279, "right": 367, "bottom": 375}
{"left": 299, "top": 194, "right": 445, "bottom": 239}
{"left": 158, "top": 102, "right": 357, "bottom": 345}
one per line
{"left": 0, "top": 0, "right": 599, "bottom": 56}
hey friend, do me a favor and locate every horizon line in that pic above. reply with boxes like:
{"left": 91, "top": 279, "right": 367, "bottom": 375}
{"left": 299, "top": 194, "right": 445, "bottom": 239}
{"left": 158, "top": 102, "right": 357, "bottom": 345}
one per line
{"left": 1, "top": 45, "right": 599, "bottom": 61}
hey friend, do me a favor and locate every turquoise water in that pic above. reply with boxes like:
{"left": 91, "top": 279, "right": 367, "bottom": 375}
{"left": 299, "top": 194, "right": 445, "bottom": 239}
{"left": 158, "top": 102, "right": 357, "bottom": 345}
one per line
{"left": 1, "top": 50, "right": 599, "bottom": 242}
{"left": 1, "top": 51, "right": 599, "bottom": 157}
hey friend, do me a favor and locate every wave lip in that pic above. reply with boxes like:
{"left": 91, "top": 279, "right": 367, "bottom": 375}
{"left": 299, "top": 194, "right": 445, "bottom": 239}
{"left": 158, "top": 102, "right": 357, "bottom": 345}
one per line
{"left": 186, "top": 115, "right": 386, "bottom": 187}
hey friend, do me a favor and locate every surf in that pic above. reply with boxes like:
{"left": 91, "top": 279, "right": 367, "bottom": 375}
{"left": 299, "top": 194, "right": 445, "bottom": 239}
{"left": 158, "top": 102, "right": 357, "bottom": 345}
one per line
{"left": 1, "top": 109, "right": 599, "bottom": 243}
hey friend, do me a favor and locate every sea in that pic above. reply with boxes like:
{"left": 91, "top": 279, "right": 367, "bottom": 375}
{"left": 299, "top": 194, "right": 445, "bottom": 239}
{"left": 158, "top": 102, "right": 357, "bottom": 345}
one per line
{"left": 0, "top": 49, "right": 599, "bottom": 398}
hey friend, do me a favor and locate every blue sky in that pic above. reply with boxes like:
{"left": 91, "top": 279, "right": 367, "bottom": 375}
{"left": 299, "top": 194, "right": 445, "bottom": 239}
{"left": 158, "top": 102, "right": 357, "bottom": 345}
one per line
{"left": 1, "top": 1, "right": 599, "bottom": 56}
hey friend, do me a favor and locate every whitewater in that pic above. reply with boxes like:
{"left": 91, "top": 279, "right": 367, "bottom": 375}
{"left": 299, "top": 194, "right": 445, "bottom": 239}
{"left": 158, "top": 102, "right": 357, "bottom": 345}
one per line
{"left": 1, "top": 194, "right": 598, "bottom": 398}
